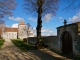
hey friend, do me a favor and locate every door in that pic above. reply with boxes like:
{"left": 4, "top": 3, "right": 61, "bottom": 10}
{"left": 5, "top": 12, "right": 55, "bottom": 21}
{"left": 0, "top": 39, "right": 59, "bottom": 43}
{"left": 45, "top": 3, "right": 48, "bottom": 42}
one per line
{"left": 62, "top": 31, "right": 73, "bottom": 55}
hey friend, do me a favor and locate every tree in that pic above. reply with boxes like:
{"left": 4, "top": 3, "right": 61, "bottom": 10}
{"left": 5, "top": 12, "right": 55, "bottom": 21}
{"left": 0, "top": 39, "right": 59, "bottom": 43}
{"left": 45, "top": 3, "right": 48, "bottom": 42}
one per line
{"left": 23, "top": 23, "right": 33, "bottom": 43}
{"left": 0, "top": 0, "right": 16, "bottom": 38}
{"left": 26, "top": 23, "right": 33, "bottom": 37}
{"left": 23, "top": 0, "right": 58, "bottom": 48}
{"left": 0, "top": 0, "right": 16, "bottom": 21}
{"left": 60, "top": 0, "right": 80, "bottom": 11}
{"left": 0, "top": 21, "right": 5, "bottom": 39}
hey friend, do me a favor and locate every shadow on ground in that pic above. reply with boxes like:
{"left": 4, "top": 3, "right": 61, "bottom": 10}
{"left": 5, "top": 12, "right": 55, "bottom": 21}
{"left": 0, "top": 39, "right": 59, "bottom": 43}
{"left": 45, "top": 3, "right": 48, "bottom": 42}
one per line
{"left": 0, "top": 40, "right": 74, "bottom": 60}
{"left": 29, "top": 48, "right": 74, "bottom": 60}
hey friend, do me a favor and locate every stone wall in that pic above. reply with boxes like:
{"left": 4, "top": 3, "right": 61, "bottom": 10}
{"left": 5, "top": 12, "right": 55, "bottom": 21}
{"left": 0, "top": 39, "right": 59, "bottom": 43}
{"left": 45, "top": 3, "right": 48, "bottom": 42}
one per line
{"left": 28, "top": 37, "right": 37, "bottom": 44}
{"left": 28, "top": 36, "right": 58, "bottom": 51}
{"left": 28, "top": 22, "right": 80, "bottom": 56}
{"left": 75, "top": 35, "right": 80, "bottom": 56}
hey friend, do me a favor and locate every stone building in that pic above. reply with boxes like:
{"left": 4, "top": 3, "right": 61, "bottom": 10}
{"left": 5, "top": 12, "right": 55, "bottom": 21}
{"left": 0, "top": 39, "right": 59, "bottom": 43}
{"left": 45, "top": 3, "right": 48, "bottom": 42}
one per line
{"left": 18, "top": 20, "right": 28, "bottom": 39}
{"left": 2, "top": 20, "right": 34, "bottom": 39}
{"left": 57, "top": 20, "right": 80, "bottom": 56}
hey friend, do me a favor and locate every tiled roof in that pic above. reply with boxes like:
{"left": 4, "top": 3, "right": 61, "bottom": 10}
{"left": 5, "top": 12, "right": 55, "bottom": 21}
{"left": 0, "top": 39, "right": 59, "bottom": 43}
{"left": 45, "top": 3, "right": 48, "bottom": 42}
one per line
{"left": 4, "top": 27, "right": 18, "bottom": 32}
{"left": 19, "top": 20, "right": 25, "bottom": 25}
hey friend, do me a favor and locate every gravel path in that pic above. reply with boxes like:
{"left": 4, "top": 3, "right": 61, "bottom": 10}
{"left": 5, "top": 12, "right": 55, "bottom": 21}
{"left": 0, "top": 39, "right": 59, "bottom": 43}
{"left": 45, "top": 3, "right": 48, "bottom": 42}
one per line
{"left": 0, "top": 39, "right": 73, "bottom": 60}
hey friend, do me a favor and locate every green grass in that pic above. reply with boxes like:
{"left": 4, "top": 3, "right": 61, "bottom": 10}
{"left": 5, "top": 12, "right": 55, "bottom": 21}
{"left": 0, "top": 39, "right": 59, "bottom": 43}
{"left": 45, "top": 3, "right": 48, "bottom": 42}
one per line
{"left": 0, "top": 39, "right": 5, "bottom": 48}
{"left": 11, "top": 39, "right": 36, "bottom": 52}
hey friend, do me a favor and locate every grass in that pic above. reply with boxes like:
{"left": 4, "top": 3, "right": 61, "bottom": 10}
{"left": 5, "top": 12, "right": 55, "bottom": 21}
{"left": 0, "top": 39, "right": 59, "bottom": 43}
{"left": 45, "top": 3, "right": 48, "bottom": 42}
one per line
{"left": 11, "top": 39, "right": 36, "bottom": 52}
{"left": 0, "top": 39, "right": 5, "bottom": 48}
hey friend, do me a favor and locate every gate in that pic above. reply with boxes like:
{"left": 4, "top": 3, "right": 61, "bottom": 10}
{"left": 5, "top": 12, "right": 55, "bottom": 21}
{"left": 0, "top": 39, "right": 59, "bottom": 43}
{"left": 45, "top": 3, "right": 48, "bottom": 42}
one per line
{"left": 62, "top": 31, "right": 73, "bottom": 54}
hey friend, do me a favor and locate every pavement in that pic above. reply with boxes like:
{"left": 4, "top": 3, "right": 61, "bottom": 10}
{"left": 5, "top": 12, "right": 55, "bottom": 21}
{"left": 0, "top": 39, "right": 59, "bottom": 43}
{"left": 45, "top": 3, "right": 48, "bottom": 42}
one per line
{"left": 0, "top": 39, "right": 73, "bottom": 60}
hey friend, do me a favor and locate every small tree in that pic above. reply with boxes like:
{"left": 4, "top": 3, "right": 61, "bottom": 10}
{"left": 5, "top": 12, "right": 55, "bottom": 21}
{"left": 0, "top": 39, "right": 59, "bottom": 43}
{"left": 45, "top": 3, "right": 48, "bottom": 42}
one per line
{"left": 0, "top": 20, "right": 5, "bottom": 39}
{"left": 27, "top": 23, "right": 32, "bottom": 37}
{"left": 23, "top": 23, "right": 33, "bottom": 43}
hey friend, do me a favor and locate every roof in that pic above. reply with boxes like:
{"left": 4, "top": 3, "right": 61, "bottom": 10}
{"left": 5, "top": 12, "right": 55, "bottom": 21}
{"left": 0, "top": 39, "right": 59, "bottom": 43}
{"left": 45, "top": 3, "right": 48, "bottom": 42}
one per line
{"left": 19, "top": 20, "right": 25, "bottom": 25}
{"left": 57, "top": 22, "right": 77, "bottom": 29}
{"left": 4, "top": 27, "right": 18, "bottom": 32}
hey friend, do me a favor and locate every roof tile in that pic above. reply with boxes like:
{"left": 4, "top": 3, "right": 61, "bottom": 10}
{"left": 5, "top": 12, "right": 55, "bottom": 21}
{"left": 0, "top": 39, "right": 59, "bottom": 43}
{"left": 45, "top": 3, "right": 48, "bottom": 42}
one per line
{"left": 4, "top": 27, "right": 18, "bottom": 32}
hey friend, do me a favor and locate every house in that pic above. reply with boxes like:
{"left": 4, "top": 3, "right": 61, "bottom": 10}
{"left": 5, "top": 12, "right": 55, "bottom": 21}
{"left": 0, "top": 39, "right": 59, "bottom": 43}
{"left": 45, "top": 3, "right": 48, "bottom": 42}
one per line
{"left": 2, "top": 20, "right": 34, "bottom": 39}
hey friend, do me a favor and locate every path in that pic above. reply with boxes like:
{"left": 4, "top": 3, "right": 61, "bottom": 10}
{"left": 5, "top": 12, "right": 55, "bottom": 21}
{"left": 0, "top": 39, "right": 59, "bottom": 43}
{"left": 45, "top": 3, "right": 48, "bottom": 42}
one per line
{"left": 0, "top": 39, "right": 73, "bottom": 60}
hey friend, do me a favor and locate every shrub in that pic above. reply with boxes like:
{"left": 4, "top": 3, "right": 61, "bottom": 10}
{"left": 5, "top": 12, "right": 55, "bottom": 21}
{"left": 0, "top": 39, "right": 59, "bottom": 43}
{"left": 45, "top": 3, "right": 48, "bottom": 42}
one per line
{"left": 18, "top": 38, "right": 20, "bottom": 39}
{"left": 0, "top": 39, "right": 5, "bottom": 48}
{"left": 23, "top": 38, "right": 27, "bottom": 42}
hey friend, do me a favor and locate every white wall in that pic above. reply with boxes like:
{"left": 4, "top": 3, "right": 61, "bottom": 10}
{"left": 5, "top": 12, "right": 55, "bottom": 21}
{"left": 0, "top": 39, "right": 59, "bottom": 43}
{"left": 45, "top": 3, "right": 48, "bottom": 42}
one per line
{"left": 18, "top": 25, "right": 34, "bottom": 39}
{"left": 18, "top": 25, "right": 27, "bottom": 39}
{"left": 2, "top": 24, "right": 35, "bottom": 39}
{"left": 2, "top": 32, "right": 17, "bottom": 39}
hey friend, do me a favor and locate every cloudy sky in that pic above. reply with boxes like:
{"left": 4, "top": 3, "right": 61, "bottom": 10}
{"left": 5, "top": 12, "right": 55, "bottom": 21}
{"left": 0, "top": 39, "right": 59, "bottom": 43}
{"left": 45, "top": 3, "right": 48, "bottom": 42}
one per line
{"left": 5, "top": 0, "right": 80, "bottom": 36}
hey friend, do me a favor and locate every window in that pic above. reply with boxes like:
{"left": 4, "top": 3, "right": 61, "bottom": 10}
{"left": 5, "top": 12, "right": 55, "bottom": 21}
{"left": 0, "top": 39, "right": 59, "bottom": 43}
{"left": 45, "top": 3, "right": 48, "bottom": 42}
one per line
{"left": 12, "top": 33, "right": 13, "bottom": 36}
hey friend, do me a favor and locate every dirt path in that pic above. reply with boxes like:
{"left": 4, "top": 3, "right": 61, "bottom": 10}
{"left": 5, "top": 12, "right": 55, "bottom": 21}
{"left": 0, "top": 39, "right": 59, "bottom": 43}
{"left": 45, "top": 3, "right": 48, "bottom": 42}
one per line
{"left": 0, "top": 39, "right": 73, "bottom": 60}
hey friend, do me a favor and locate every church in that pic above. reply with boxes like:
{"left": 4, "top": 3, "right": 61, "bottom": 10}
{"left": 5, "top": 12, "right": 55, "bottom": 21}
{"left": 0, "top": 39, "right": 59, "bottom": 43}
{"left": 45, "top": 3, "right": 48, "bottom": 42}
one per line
{"left": 2, "top": 20, "right": 34, "bottom": 39}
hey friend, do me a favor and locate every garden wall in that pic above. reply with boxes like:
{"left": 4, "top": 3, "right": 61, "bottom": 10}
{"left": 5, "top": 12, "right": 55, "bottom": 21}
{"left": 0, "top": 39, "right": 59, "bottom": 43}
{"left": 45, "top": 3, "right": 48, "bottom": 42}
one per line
{"left": 28, "top": 36, "right": 58, "bottom": 51}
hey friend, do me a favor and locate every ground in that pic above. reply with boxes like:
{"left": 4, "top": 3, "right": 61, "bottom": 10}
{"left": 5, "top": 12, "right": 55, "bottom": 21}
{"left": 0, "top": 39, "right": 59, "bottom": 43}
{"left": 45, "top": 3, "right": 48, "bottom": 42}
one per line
{"left": 0, "top": 39, "right": 73, "bottom": 60}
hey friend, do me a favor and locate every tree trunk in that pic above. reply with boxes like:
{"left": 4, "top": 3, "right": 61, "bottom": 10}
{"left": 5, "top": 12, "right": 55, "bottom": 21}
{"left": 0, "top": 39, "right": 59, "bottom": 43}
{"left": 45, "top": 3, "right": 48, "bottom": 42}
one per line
{"left": 36, "top": 0, "right": 44, "bottom": 48}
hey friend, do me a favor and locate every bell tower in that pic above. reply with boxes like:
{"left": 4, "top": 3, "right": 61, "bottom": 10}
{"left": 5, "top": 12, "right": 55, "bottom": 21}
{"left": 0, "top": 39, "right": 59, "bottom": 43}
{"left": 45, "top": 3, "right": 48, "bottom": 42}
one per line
{"left": 18, "top": 20, "right": 27, "bottom": 39}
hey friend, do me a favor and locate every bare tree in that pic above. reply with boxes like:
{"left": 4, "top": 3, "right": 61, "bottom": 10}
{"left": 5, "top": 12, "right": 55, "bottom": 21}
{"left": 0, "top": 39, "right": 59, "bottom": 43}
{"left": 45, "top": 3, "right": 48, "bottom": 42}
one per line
{"left": 23, "top": 23, "right": 33, "bottom": 42}
{"left": 60, "top": 0, "right": 80, "bottom": 11}
{"left": 0, "top": 20, "right": 5, "bottom": 39}
{"left": 0, "top": 0, "right": 16, "bottom": 39}
{"left": 0, "top": 0, "right": 16, "bottom": 21}
{"left": 23, "top": 0, "right": 58, "bottom": 48}
{"left": 27, "top": 23, "right": 33, "bottom": 37}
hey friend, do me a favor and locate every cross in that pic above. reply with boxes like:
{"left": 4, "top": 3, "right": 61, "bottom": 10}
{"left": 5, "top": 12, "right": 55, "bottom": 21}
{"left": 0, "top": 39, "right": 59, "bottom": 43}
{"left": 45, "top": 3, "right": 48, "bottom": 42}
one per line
{"left": 63, "top": 19, "right": 67, "bottom": 25}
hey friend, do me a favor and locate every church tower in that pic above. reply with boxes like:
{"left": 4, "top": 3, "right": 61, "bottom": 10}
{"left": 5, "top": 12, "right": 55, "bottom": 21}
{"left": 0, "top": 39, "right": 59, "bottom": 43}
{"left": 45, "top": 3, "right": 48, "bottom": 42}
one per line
{"left": 18, "top": 20, "right": 27, "bottom": 39}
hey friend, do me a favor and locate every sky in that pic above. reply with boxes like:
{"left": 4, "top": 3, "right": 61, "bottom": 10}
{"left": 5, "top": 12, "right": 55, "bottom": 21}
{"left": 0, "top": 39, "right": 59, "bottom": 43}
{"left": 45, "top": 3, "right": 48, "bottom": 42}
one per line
{"left": 5, "top": 0, "right": 80, "bottom": 36}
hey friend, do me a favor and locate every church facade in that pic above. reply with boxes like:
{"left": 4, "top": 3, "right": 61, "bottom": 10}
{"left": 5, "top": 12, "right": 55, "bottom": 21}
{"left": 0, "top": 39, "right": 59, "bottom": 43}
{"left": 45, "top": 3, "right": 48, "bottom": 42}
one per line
{"left": 2, "top": 20, "right": 34, "bottom": 39}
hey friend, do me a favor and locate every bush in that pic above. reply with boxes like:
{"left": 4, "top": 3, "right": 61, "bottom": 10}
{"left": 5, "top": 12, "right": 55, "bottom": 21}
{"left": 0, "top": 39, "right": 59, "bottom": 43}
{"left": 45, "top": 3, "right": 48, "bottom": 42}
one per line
{"left": 0, "top": 39, "right": 5, "bottom": 48}
{"left": 18, "top": 38, "right": 20, "bottom": 39}
{"left": 23, "top": 38, "right": 27, "bottom": 42}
